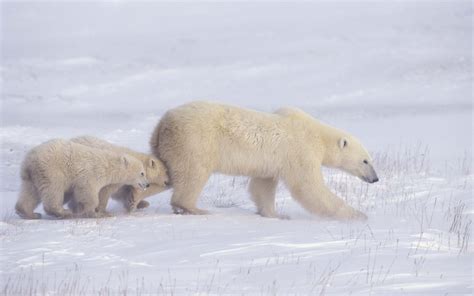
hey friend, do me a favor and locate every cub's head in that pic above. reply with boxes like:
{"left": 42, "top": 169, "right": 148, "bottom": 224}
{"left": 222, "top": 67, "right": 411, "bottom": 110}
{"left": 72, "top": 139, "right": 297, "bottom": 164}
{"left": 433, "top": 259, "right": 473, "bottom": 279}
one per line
{"left": 120, "top": 155, "right": 150, "bottom": 190}
{"left": 327, "top": 135, "right": 379, "bottom": 184}
{"left": 144, "top": 156, "right": 170, "bottom": 187}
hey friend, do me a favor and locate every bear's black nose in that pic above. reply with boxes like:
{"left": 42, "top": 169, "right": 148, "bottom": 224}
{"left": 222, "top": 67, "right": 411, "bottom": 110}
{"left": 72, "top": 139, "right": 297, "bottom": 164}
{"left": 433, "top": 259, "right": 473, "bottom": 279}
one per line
{"left": 373, "top": 177, "right": 379, "bottom": 183}
{"left": 146, "top": 183, "right": 150, "bottom": 188}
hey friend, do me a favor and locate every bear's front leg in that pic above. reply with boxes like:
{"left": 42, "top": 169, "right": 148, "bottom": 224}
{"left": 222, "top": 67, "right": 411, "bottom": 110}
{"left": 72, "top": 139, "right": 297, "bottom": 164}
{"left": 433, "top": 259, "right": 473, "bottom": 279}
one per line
{"left": 96, "top": 185, "right": 119, "bottom": 215}
{"left": 111, "top": 186, "right": 137, "bottom": 212}
{"left": 124, "top": 188, "right": 139, "bottom": 212}
{"left": 284, "top": 170, "right": 367, "bottom": 221}
{"left": 333, "top": 204, "right": 367, "bottom": 221}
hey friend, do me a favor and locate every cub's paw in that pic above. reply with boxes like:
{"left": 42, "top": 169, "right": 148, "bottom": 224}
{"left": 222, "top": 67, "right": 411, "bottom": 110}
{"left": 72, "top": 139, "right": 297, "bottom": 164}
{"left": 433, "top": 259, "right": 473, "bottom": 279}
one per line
{"left": 60, "top": 209, "right": 74, "bottom": 219}
{"left": 123, "top": 196, "right": 139, "bottom": 212}
{"left": 96, "top": 211, "right": 113, "bottom": 218}
{"left": 136, "top": 200, "right": 150, "bottom": 209}
{"left": 78, "top": 211, "right": 101, "bottom": 219}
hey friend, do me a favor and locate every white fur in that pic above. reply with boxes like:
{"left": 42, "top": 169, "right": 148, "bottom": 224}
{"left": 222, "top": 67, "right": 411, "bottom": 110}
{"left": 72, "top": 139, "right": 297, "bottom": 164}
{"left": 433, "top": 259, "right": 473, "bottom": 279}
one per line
{"left": 150, "top": 101, "right": 378, "bottom": 220}
{"left": 15, "top": 139, "right": 148, "bottom": 219}
{"left": 70, "top": 136, "right": 169, "bottom": 212}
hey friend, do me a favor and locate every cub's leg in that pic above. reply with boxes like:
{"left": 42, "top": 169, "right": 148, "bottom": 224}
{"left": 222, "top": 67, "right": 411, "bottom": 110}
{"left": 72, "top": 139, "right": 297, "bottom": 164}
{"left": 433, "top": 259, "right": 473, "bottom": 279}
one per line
{"left": 248, "top": 177, "right": 284, "bottom": 218}
{"left": 15, "top": 179, "right": 42, "bottom": 219}
{"left": 113, "top": 184, "right": 168, "bottom": 211}
{"left": 134, "top": 184, "right": 168, "bottom": 209}
{"left": 40, "top": 185, "right": 73, "bottom": 219}
{"left": 96, "top": 185, "right": 119, "bottom": 215}
{"left": 111, "top": 186, "right": 135, "bottom": 211}
{"left": 64, "top": 190, "right": 81, "bottom": 213}
{"left": 73, "top": 186, "right": 101, "bottom": 218}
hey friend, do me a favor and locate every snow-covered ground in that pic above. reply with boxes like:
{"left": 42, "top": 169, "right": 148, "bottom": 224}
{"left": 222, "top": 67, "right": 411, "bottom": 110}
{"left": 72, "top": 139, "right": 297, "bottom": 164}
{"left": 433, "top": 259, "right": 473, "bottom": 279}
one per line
{"left": 1, "top": 1, "right": 472, "bottom": 295}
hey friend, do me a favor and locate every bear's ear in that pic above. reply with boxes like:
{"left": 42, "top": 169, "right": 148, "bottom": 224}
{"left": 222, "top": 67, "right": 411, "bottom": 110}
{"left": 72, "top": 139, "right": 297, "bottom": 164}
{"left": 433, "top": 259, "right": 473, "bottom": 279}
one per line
{"left": 121, "top": 155, "right": 130, "bottom": 168}
{"left": 149, "top": 158, "right": 156, "bottom": 168}
{"left": 338, "top": 138, "right": 348, "bottom": 149}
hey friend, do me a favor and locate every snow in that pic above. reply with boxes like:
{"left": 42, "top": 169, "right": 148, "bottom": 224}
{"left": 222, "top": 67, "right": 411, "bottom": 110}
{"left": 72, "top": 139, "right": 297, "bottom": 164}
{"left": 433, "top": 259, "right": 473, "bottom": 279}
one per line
{"left": 1, "top": 1, "right": 472, "bottom": 295}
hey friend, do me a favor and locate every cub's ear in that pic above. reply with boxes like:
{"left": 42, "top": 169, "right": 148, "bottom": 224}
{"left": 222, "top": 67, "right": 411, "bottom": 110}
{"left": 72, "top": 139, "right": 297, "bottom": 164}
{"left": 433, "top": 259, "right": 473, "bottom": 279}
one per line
{"left": 149, "top": 158, "right": 156, "bottom": 168}
{"left": 338, "top": 138, "right": 348, "bottom": 149}
{"left": 121, "top": 155, "right": 130, "bottom": 167}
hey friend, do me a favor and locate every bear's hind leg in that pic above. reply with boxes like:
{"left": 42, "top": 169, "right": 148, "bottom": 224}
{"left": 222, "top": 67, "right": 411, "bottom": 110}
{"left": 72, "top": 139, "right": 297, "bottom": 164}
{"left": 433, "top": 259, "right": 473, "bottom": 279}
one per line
{"left": 249, "top": 177, "right": 286, "bottom": 219}
{"left": 15, "top": 179, "right": 42, "bottom": 219}
{"left": 170, "top": 169, "right": 211, "bottom": 215}
{"left": 40, "top": 186, "right": 73, "bottom": 219}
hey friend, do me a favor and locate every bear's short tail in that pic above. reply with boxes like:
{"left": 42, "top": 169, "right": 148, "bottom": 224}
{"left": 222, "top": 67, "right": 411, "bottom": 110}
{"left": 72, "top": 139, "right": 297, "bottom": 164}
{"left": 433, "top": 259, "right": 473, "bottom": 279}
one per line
{"left": 150, "top": 118, "right": 164, "bottom": 157}
{"left": 149, "top": 116, "right": 173, "bottom": 188}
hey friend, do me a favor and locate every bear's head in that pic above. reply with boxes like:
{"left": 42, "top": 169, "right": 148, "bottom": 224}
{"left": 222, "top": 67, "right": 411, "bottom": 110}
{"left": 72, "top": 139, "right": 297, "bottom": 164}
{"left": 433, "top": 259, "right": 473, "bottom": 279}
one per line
{"left": 119, "top": 155, "right": 150, "bottom": 190}
{"left": 144, "top": 156, "right": 170, "bottom": 187}
{"left": 326, "top": 135, "right": 379, "bottom": 184}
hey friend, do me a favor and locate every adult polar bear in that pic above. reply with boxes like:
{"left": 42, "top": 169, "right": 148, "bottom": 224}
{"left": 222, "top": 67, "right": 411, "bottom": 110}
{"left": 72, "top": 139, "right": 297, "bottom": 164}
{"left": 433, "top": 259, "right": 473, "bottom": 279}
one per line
{"left": 150, "top": 101, "right": 378, "bottom": 220}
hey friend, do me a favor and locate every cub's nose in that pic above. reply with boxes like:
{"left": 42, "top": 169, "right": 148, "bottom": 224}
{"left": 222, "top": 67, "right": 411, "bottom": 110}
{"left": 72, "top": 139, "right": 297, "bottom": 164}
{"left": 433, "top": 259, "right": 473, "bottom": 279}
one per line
{"left": 373, "top": 177, "right": 379, "bottom": 183}
{"left": 145, "top": 183, "right": 150, "bottom": 188}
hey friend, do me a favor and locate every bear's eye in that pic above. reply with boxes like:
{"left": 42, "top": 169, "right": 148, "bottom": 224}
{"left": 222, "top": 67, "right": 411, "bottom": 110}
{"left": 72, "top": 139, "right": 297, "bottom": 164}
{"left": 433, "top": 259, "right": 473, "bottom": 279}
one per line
{"left": 141, "top": 172, "right": 145, "bottom": 176}
{"left": 363, "top": 160, "right": 368, "bottom": 165}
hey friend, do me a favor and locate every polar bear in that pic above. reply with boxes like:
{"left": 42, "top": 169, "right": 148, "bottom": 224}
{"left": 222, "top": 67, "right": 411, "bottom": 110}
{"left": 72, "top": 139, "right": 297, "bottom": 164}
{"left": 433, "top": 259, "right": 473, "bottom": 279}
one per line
{"left": 150, "top": 101, "right": 378, "bottom": 220}
{"left": 15, "top": 139, "right": 149, "bottom": 219}
{"left": 68, "top": 136, "right": 169, "bottom": 213}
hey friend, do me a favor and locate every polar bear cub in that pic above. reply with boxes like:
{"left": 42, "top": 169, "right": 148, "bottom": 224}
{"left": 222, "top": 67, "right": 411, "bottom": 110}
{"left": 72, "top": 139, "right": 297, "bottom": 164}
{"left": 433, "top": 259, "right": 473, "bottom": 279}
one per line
{"left": 15, "top": 139, "right": 149, "bottom": 219}
{"left": 70, "top": 136, "right": 169, "bottom": 212}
